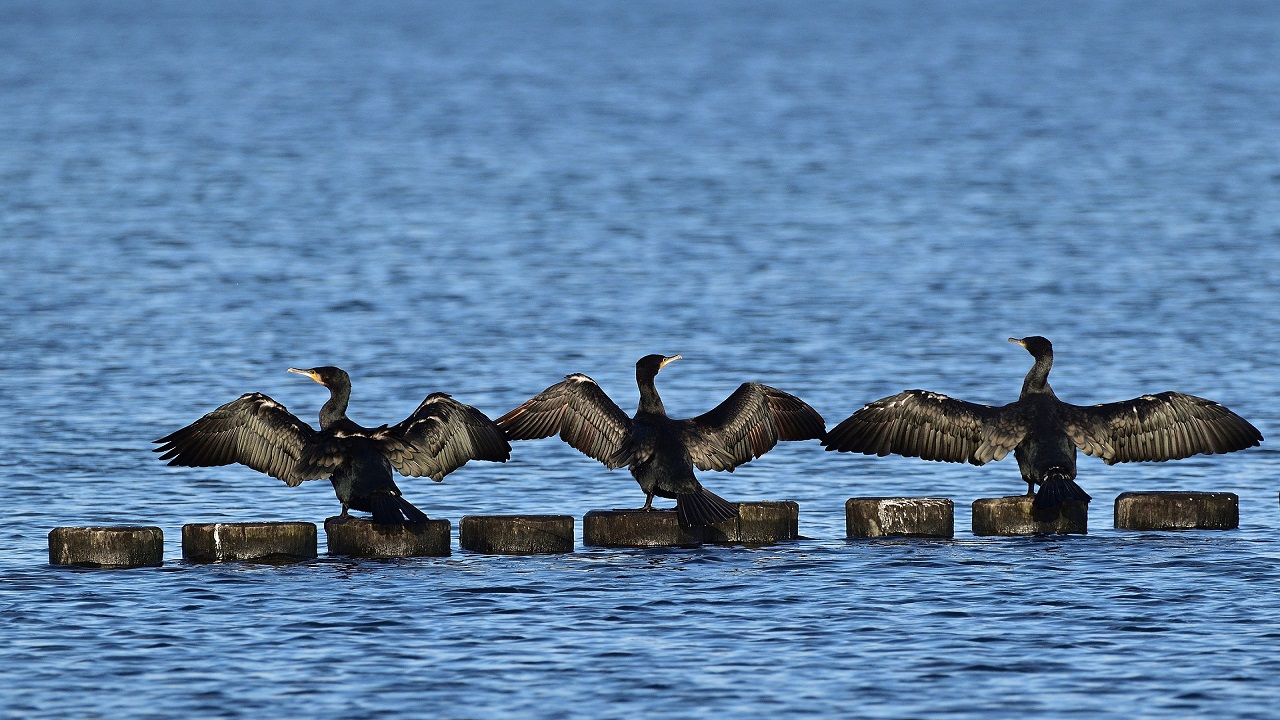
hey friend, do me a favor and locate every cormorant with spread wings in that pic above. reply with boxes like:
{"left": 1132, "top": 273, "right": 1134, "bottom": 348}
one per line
{"left": 155, "top": 366, "right": 511, "bottom": 523}
{"left": 823, "top": 337, "right": 1262, "bottom": 511}
{"left": 496, "top": 354, "right": 826, "bottom": 527}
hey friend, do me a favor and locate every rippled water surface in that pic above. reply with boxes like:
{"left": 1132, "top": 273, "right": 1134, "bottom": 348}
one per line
{"left": 3, "top": 1, "right": 1280, "bottom": 717}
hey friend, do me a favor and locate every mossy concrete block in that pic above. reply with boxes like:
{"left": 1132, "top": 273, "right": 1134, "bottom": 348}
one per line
{"left": 704, "top": 501, "right": 800, "bottom": 545}
{"left": 49, "top": 526, "right": 163, "bottom": 568}
{"left": 460, "top": 515, "right": 574, "bottom": 554}
{"left": 182, "top": 522, "right": 317, "bottom": 562}
{"left": 1114, "top": 491, "right": 1238, "bottom": 530}
{"left": 846, "top": 497, "right": 954, "bottom": 538}
{"left": 972, "top": 496, "right": 1088, "bottom": 536}
{"left": 324, "top": 517, "right": 451, "bottom": 557}
{"left": 582, "top": 510, "right": 703, "bottom": 548}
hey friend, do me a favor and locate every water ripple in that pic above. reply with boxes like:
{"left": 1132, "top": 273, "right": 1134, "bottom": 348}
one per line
{"left": 3, "top": 0, "right": 1280, "bottom": 717}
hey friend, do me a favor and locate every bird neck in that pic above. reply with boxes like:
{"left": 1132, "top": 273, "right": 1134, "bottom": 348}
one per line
{"left": 319, "top": 381, "right": 351, "bottom": 430}
{"left": 1020, "top": 351, "right": 1054, "bottom": 397}
{"left": 636, "top": 373, "right": 667, "bottom": 416}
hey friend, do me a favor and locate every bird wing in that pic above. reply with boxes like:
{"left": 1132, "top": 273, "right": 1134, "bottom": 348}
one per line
{"left": 676, "top": 383, "right": 826, "bottom": 472}
{"left": 153, "top": 393, "right": 339, "bottom": 486}
{"left": 495, "top": 374, "right": 634, "bottom": 468}
{"left": 822, "top": 389, "right": 1023, "bottom": 465}
{"left": 372, "top": 393, "right": 512, "bottom": 481}
{"left": 1062, "top": 392, "right": 1263, "bottom": 465}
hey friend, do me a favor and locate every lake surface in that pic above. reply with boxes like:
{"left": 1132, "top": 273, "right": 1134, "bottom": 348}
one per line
{"left": 2, "top": 1, "right": 1279, "bottom": 717}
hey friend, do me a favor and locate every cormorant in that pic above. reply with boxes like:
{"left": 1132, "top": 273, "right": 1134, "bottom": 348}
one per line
{"left": 155, "top": 366, "right": 511, "bottom": 523}
{"left": 496, "top": 354, "right": 826, "bottom": 527}
{"left": 823, "top": 337, "right": 1262, "bottom": 511}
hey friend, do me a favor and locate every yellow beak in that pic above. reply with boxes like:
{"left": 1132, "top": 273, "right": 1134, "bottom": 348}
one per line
{"left": 287, "top": 367, "right": 322, "bottom": 384}
{"left": 659, "top": 354, "right": 682, "bottom": 368}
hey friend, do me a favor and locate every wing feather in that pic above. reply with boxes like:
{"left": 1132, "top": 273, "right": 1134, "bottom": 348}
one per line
{"left": 372, "top": 393, "right": 511, "bottom": 481}
{"left": 153, "top": 393, "right": 334, "bottom": 486}
{"left": 495, "top": 374, "right": 634, "bottom": 468}
{"left": 677, "top": 383, "right": 825, "bottom": 472}
{"left": 1064, "top": 392, "right": 1262, "bottom": 465}
{"left": 822, "top": 389, "right": 1022, "bottom": 465}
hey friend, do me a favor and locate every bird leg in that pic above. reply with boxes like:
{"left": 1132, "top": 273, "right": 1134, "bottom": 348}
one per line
{"left": 614, "top": 494, "right": 660, "bottom": 514}
{"left": 340, "top": 504, "right": 351, "bottom": 519}
{"left": 1025, "top": 480, "right": 1036, "bottom": 496}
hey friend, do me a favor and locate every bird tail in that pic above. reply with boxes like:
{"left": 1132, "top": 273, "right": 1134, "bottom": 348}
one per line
{"left": 369, "top": 494, "right": 430, "bottom": 524}
{"left": 1032, "top": 472, "right": 1091, "bottom": 511}
{"left": 675, "top": 488, "right": 739, "bottom": 528}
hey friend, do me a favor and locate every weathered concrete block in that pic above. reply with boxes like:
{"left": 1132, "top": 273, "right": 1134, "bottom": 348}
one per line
{"left": 1114, "top": 491, "right": 1238, "bottom": 530}
{"left": 704, "top": 501, "right": 800, "bottom": 545}
{"left": 972, "top": 496, "right": 1088, "bottom": 536}
{"left": 460, "top": 515, "right": 574, "bottom": 554}
{"left": 846, "top": 497, "right": 954, "bottom": 538}
{"left": 49, "top": 526, "right": 163, "bottom": 568}
{"left": 182, "top": 522, "right": 317, "bottom": 562}
{"left": 324, "top": 517, "right": 451, "bottom": 557}
{"left": 582, "top": 510, "right": 703, "bottom": 548}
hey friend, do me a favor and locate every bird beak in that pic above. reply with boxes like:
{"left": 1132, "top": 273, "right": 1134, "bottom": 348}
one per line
{"left": 288, "top": 367, "right": 322, "bottom": 384}
{"left": 1007, "top": 337, "right": 1024, "bottom": 347}
{"left": 660, "top": 354, "right": 682, "bottom": 368}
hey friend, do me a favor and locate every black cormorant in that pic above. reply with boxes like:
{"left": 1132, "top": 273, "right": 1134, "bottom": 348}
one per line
{"left": 496, "top": 354, "right": 826, "bottom": 527}
{"left": 155, "top": 366, "right": 511, "bottom": 523}
{"left": 823, "top": 337, "right": 1262, "bottom": 510}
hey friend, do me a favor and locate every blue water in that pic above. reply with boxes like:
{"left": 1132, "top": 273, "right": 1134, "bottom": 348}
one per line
{"left": 3, "top": 1, "right": 1279, "bottom": 717}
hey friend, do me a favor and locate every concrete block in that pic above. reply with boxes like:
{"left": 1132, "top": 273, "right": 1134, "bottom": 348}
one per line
{"left": 846, "top": 497, "right": 954, "bottom": 538}
{"left": 704, "top": 501, "right": 800, "bottom": 545}
{"left": 582, "top": 510, "right": 702, "bottom": 548}
{"left": 324, "top": 517, "right": 451, "bottom": 558}
{"left": 972, "top": 496, "right": 1088, "bottom": 536}
{"left": 49, "top": 526, "right": 163, "bottom": 568}
{"left": 460, "top": 515, "right": 574, "bottom": 554}
{"left": 182, "top": 522, "right": 317, "bottom": 562}
{"left": 1114, "top": 491, "right": 1238, "bottom": 530}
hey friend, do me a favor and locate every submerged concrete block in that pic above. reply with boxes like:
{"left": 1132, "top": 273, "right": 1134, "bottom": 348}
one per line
{"left": 582, "top": 510, "right": 702, "bottom": 548}
{"left": 324, "top": 517, "right": 451, "bottom": 558}
{"left": 460, "top": 515, "right": 574, "bottom": 554}
{"left": 182, "top": 522, "right": 317, "bottom": 562}
{"left": 972, "top": 496, "right": 1088, "bottom": 536}
{"left": 704, "top": 501, "right": 800, "bottom": 545}
{"left": 846, "top": 497, "right": 954, "bottom": 538}
{"left": 1114, "top": 491, "right": 1238, "bottom": 530}
{"left": 49, "top": 526, "right": 163, "bottom": 568}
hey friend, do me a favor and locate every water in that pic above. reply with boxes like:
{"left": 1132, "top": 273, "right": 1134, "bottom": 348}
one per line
{"left": 2, "top": 1, "right": 1279, "bottom": 717}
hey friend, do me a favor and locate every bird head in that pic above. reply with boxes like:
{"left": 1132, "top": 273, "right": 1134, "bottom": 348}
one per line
{"left": 636, "top": 354, "right": 681, "bottom": 380}
{"left": 287, "top": 365, "right": 350, "bottom": 388}
{"left": 1008, "top": 336, "right": 1053, "bottom": 358}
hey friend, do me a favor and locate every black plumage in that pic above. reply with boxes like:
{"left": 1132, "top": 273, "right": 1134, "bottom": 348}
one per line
{"left": 496, "top": 354, "right": 826, "bottom": 527}
{"left": 155, "top": 366, "right": 511, "bottom": 523}
{"left": 823, "top": 337, "right": 1263, "bottom": 511}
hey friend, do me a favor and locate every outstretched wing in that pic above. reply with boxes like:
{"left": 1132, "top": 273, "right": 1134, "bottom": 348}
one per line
{"left": 1063, "top": 392, "right": 1262, "bottom": 465}
{"left": 495, "top": 374, "right": 634, "bottom": 469}
{"left": 822, "top": 389, "right": 1023, "bottom": 465}
{"left": 372, "top": 393, "right": 512, "bottom": 481}
{"left": 677, "top": 383, "right": 826, "bottom": 472}
{"left": 153, "top": 393, "right": 339, "bottom": 486}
